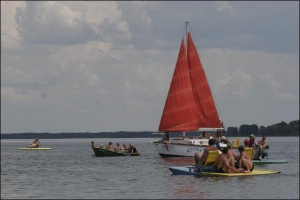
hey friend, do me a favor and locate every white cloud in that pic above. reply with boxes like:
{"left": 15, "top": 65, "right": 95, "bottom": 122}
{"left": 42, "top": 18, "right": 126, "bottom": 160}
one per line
{"left": 259, "top": 74, "right": 298, "bottom": 101}
{"left": 215, "top": 1, "right": 233, "bottom": 12}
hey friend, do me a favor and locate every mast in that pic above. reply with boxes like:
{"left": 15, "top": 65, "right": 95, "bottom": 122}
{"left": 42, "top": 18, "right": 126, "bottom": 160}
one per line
{"left": 186, "top": 21, "right": 189, "bottom": 48}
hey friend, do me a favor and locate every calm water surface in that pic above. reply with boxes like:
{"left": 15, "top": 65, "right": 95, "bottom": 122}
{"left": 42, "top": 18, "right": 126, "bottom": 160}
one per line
{"left": 1, "top": 137, "right": 299, "bottom": 199}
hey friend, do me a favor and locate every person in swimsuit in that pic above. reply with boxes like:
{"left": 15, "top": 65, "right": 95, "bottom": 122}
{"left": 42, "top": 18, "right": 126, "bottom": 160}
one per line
{"left": 227, "top": 143, "right": 239, "bottom": 167}
{"left": 194, "top": 139, "right": 219, "bottom": 172}
{"left": 237, "top": 145, "right": 254, "bottom": 173}
{"left": 215, "top": 147, "right": 241, "bottom": 173}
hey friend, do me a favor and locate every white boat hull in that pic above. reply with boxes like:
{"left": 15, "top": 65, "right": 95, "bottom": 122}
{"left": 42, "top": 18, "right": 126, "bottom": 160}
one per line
{"left": 153, "top": 138, "right": 226, "bottom": 157}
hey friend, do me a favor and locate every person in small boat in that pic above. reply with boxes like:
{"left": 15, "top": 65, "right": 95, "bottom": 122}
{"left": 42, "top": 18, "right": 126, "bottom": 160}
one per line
{"left": 106, "top": 142, "right": 114, "bottom": 151}
{"left": 236, "top": 145, "right": 254, "bottom": 173}
{"left": 194, "top": 138, "right": 219, "bottom": 172}
{"left": 28, "top": 138, "right": 40, "bottom": 148}
{"left": 115, "top": 143, "right": 122, "bottom": 153}
{"left": 123, "top": 144, "right": 128, "bottom": 152}
{"left": 257, "top": 135, "right": 267, "bottom": 160}
{"left": 163, "top": 132, "right": 171, "bottom": 151}
{"left": 216, "top": 147, "right": 241, "bottom": 173}
{"left": 99, "top": 143, "right": 104, "bottom": 149}
{"left": 128, "top": 144, "right": 138, "bottom": 153}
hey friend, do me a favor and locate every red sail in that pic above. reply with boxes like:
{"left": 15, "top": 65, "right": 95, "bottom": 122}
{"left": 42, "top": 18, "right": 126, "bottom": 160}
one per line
{"left": 158, "top": 38, "right": 200, "bottom": 132}
{"left": 187, "top": 32, "right": 222, "bottom": 128}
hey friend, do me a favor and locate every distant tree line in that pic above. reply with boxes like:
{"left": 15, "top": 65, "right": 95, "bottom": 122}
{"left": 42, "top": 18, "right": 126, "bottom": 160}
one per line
{"left": 1, "top": 120, "right": 299, "bottom": 139}
{"left": 225, "top": 120, "right": 299, "bottom": 137}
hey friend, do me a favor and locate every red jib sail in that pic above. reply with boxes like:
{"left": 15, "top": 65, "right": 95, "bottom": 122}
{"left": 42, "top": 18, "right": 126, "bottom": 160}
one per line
{"left": 158, "top": 39, "right": 200, "bottom": 132}
{"left": 158, "top": 30, "right": 222, "bottom": 132}
{"left": 187, "top": 32, "right": 222, "bottom": 128}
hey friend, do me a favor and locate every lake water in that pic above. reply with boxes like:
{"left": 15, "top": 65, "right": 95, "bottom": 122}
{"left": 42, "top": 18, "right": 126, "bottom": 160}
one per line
{"left": 1, "top": 137, "right": 299, "bottom": 199}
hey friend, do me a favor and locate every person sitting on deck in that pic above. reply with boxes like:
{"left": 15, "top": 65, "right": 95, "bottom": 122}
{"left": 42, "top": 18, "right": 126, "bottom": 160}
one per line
{"left": 216, "top": 129, "right": 222, "bottom": 139}
{"left": 236, "top": 145, "right": 254, "bottom": 173}
{"left": 220, "top": 136, "right": 230, "bottom": 145}
{"left": 215, "top": 147, "right": 241, "bottom": 173}
{"left": 162, "top": 132, "right": 171, "bottom": 151}
{"left": 106, "top": 142, "right": 114, "bottom": 151}
{"left": 206, "top": 133, "right": 213, "bottom": 139}
{"left": 194, "top": 138, "right": 218, "bottom": 172}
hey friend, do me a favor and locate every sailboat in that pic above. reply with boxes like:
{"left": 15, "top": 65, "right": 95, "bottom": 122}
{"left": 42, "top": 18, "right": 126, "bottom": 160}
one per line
{"left": 153, "top": 21, "right": 226, "bottom": 157}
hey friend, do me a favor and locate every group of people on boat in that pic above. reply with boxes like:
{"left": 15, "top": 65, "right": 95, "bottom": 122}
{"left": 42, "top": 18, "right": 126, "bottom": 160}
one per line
{"left": 194, "top": 134, "right": 268, "bottom": 173}
{"left": 95, "top": 141, "right": 138, "bottom": 154}
{"left": 27, "top": 138, "right": 40, "bottom": 148}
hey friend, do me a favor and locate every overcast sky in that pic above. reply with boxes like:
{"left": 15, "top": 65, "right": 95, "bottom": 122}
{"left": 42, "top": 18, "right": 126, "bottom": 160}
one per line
{"left": 1, "top": 1, "right": 299, "bottom": 133}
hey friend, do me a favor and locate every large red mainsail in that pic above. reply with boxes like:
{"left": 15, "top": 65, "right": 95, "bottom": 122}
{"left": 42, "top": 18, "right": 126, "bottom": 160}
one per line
{"left": 158, "top": 39, "right": 200, "bottom": 132}
{"left": 158, "top": 27, "right": 222, "bottom": 132}
{"left": 187, "top": 32, "right": 222, "bottom": 128}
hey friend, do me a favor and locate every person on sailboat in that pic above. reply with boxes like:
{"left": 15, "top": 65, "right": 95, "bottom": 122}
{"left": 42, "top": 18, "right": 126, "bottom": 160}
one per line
{"left": 216, "top": 129, "right": 222, "bottom": 139}
{"left": 194, "top": 139, "right": 219, "bottom": 172}
{"left": 163, "top": 132, "right": 171, "bottom": 151}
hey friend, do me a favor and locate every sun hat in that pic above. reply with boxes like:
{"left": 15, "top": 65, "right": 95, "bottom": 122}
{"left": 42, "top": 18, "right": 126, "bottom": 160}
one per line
{"left": 221, "top": 136, "right": 226, "bottom": 139}
{"left": 250, "top": 134, "right": 255, "bottom": 138}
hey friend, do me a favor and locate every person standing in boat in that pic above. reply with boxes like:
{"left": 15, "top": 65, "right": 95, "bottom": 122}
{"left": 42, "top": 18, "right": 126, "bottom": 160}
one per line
{"left": 163, "top": 132, "right": 171, "bottom": 151}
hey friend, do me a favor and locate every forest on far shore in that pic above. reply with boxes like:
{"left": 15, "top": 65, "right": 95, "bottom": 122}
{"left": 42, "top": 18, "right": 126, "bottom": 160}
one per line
{"left": 1, "top": 120, "right": 299, "bottom": 139}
